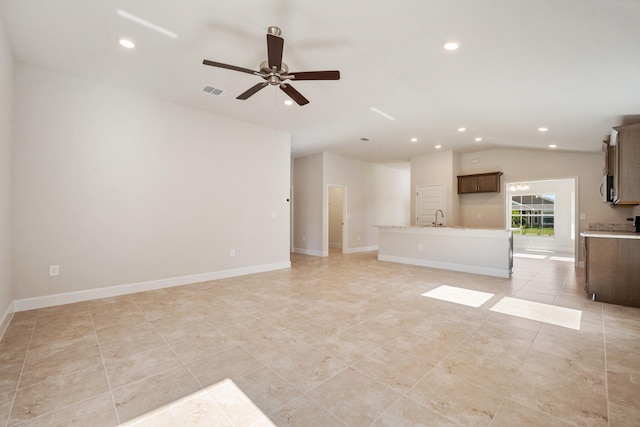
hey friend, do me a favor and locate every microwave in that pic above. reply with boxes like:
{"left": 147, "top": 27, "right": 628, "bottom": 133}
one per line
{"left": 601, "top": 175, "right": 614, "bottom": 202}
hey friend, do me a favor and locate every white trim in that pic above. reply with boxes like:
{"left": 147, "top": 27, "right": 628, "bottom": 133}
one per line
{"left": 378, "top": 254, "right": 511, "bottom": 278}
{"left": 0, "top": 302, "right": 15, "bottom": 341}
{"left": 344, "top": 245, "right": 378, "bottom": 254}
{"left": 293, "top": 248, "right": 326, "bottom": 257}
{"left": 12, "top": 262, "right": 291, "bottom": 312}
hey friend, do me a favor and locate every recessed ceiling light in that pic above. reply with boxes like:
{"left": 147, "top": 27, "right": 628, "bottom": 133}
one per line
{"left": 549, "top": 144, "right": 558, "bottom": 148}
{"left": 443, "top": 41, "right": 460, "bottom": 51}
{"left": 410, "top": 137, "right": 418, "bottom": 143}
{"left": 435, "top": 145, "right": 442, "bottom": 149}
{"left": 475, "top": 137, "right": 483, "bottom": 142}
{"left": 458, "top": 127, "right": 466, "bottom": 132}
{"left": 118, "top": 38, "right": 135, "bottom": 49}
{"left": 538, "top": 127, "right": 549, "bottom": 132}
{"left": 284, "top": 99, "right": 293, "bottom": 106}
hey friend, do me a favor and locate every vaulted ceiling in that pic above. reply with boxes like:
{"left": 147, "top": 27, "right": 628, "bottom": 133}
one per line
{"left": 1, "top": 0, "right": 639, "bottom": 165}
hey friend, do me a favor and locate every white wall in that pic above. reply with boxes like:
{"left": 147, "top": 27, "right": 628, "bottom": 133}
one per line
{"left": 0, "top": 17, "right": 13, "bottom": 328}
{"left": 292, "top": 153, "right": 324, "bottom": 255}
{"left": 324, "top": 153, "right": 410, "bottom": 253}
{"left": 293, "top": 152, "right": 410, "bottom": 256}
{"left": 12, "top": 64, "right": 291, "bottom": 302}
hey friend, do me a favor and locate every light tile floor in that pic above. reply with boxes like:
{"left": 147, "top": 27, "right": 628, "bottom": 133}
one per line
{"left": 1, "top": 250, "right": 639, "bottom": 426}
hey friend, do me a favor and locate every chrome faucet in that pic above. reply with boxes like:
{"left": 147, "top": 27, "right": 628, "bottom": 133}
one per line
{"left": 434, "top": 209, "right": 445, "bottom": 227}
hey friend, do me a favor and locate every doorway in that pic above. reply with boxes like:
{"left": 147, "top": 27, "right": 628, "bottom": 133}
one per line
{"left": 505, "top": 178, "right": 577, "bottom": 263}
{"left": 328, "top": 185, "right": 346, "bottom": 255}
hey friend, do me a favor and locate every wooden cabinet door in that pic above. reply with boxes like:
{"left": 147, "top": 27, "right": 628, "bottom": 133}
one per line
{"left": 588, "top": 237, "right": 640, "bottom": 307}
{"left": 458, "top": 176, "right": 478, "bottom": 194}
{"left": 477, "top": 174, "right": 500, "bottom": 192}
{"left": 617, "top": 126, "right": 640, "bottom": 204}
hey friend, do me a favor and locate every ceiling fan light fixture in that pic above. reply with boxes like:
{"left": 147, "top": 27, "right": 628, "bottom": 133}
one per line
{"left": 118, "top": 38, "right": 135, "bottom": 49}
{"left": 284, "top": 99, "right": 293, "bottom": 106}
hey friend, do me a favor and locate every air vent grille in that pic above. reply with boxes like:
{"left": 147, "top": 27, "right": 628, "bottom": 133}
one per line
{"left": 202, "top": 85, "right": 224, "bottom": 96}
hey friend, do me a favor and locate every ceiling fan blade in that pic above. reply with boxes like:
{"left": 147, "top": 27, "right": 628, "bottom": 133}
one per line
{"left": 203, "top": 60, "right": 257, "bottom": 75}
{"left": 237, "top": 82, "right": 268, "bottom": 100}
{"left": 280, "top": 83, "right": 309, "bottom": 106}
{"left": 289, "top": 70, "right": 341, "bottom": 81}
{"left": 267, "top": 34, "right": 284, "bottom": 70}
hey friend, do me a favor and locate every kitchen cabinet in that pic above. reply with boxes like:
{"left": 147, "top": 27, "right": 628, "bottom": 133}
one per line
{"left": 457, "top": 172, "right": 503, "bottom": 194}
{"left": 609, "top": 123, "right": 640, "bottom": 205}
{"left": 582, "top": 232, "right": 640, "bottom": 308}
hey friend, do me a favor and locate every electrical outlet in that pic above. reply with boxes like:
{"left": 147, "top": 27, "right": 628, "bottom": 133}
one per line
{"left": 357, "top": 235, "right": 361, "bottom": 241}
{"left": 229, "top": 249, "right": 235, "bottom": 257}
{"left": 418, "top": 243, "right": 423, "bottom": 250}
{"left": 49, "top": 265, "right": 59, "bottom": 277}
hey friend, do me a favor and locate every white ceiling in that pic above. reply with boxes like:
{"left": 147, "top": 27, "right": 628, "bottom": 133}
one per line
{"left": 1, "top": 0, "right": 639, "bottom": 165}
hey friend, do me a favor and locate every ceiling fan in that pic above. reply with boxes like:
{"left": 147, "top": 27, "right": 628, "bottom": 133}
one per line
{"left": 203, "top": 26, "right": 340, "bottom": 106}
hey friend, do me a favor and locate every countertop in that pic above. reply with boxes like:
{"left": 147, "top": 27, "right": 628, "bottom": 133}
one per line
{"left": 580, "top": 230, "right": 640, "bottom": 240}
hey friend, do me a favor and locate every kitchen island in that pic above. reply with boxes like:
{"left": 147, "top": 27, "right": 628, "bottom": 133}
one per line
{"left": 376, "top": 226, "right": 513, "bottom": 278}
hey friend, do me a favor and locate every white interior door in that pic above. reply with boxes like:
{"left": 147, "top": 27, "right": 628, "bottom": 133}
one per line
{"left": 416, "top": 184, "right": 444, "bottom": 226}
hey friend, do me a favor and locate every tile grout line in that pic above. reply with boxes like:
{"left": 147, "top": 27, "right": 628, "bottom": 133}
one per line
{"left": 601, "top": 303, "right": 611, "bottom": 427}
{"left": 4, "top": 310, "right": 38, "bottom": 427}
{"left": 88, "top": 307, "right": 122, "bottom": 426}
{"left": 487, "top": 317, "right": 543, "bottom": 426}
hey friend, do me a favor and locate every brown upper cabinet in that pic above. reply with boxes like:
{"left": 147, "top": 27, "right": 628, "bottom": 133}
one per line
{"left": 457, "top": 172, "right": 503, "bottom": 194}
{"left": 608, "top": 123, "right": 640, "bottom": 205}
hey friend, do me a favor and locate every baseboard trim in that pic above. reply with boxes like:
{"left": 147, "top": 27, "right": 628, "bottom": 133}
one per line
{"left": 378, "top": 254, "right": 510, "bottom": 278}
{"left": 12, "top": 261, "right": 291, "bottom": 312}
{"left": 0, "top": 302, "right": 14, "bottom": 341}
{"left": 344, "top": 245, "right": 378, "bottom": 254}
{"left": 293, "top": 248, "right": 326, "bottom": 257}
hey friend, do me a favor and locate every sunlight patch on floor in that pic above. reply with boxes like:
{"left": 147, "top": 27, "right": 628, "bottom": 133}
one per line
{"left": 422, "top": 285, "right": 495, "bottom": 308}
{"left": 122, "top": 378, "right": 274, "bottom": 426}
{"left": 550, "top": 256, "right": 574, "bottom": 262}
{"left": 490, "top": 297, "right": 582, "bottom": 330}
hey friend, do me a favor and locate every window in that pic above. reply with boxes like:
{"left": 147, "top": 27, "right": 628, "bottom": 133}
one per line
{"left": 511, "top": 194, "right": 555, "bottom": 237}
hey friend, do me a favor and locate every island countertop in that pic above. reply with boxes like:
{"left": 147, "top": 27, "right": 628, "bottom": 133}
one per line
{"left": 580, "top": 230, "right": 640, "bottom": 240}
